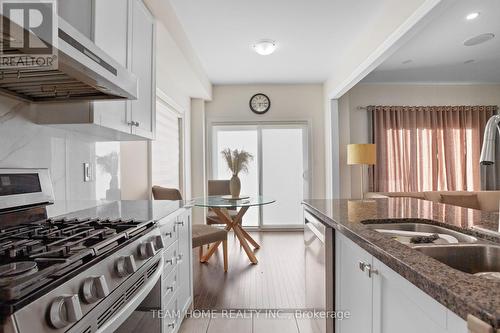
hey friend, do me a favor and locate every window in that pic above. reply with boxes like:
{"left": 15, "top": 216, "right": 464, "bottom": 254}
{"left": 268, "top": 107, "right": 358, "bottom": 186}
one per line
{"left": 151, "top": 97, "right": 183, "bottom": 192}
{"left": 370, "top": 105, "right": 496, "bottom": 192}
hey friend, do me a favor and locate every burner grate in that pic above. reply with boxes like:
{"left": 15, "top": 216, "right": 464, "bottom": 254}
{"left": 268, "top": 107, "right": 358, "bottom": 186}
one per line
{"left": 0, "top": 217, "right": 153, "bottom": 304}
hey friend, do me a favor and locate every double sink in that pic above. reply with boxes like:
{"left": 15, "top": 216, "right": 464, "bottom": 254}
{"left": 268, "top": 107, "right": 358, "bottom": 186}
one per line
{"left": 365, "top": 223, "right": 500, "bottom": 278}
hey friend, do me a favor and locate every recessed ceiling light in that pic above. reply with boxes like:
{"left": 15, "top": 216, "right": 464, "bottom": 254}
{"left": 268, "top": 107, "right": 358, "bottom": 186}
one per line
{"left": 402, "top": 59, "right": 413, "bottom": 65}
{"left": 466, "top": 12, "right": 480, "bottom": 20}
{"left": 464, "top": 33, "right": 495, "bottom": 46}
{"left": 464, "top": 59, "right": 475, "bottom": 64}
{"left": 252, "top": 39, "right": 277, "bottom": 56}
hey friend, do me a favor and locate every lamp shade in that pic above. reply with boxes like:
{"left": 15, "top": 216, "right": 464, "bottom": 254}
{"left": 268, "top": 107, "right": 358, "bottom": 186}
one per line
{"left": 347, "top": 144, "right": 376, "bottom": 165}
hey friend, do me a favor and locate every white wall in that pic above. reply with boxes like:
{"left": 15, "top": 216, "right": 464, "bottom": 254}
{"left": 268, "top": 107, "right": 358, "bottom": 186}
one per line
{"left": 190, "top": 99, "right": 206, "bottom": 223}
{"left": 340, "top": 83, "right": 500, "bottom": 198}
{"left": 203, "top": 84, "right": 326, "bottom": 199}
{"left": 322, "top": 0, "right": 450, "bottom": 198}
{"left": 323, "top": 0, "right": 446, "bottom": 98}
{"left": 144, "top": 0, "right": 211, "bottom": 101}
{"left": 0, "top": 97, "right": 97, "bottom": 201}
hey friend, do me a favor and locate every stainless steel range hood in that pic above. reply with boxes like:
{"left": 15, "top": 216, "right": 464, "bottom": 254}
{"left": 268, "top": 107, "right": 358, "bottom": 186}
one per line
{"left": 0, "top": 16, "right": 138, "bottom": 103}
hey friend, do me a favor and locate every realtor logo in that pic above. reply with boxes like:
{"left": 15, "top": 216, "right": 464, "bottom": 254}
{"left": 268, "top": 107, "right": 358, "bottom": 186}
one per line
{"left": 0, "top": 0, "right": 57, "bottom": 70}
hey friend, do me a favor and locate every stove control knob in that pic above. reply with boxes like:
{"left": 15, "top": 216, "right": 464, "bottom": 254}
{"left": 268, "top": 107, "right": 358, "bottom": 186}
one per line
{"left": 82, "top": 275, "right": 110, "bottom": 304}
{"left": 49, "top": 295, "right": 83, "bottom": 329}
{"left": 115, "top": 255, "right": 137, "bottom": 277}
{"left": 138, "top": 241, "right": 156, "bottom": 259}
{"left": 155, "top": 235, "right": 165, "bottom": 250}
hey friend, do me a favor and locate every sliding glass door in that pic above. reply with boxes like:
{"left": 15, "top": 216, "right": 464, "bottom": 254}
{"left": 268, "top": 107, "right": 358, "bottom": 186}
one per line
{"left": 261, "top": 126, "right": 307, "bottom": 227}
{"left": 212, "top": 123, "right": 309, "bottom": 228}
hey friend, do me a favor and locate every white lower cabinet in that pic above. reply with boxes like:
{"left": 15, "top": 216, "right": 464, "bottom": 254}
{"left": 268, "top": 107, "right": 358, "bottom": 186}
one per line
{"left": 335, "top": 232, "right": 467, "bottom": 333}
{"left": 159, "top": 208, "right": 192, "bottom": 333}
{"left": 163, "top": 292, "right": 179, "bottom": 333}
{"left": 335, "top": 232, "right": 373, "bottom": 333}
{"left": 175, "top": 209, "right": 193, "bottom": 316}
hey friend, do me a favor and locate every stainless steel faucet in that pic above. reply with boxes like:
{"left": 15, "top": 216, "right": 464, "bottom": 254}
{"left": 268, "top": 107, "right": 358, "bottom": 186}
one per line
{"left": 480, "top": 115, "right": 500, "bottom": 165}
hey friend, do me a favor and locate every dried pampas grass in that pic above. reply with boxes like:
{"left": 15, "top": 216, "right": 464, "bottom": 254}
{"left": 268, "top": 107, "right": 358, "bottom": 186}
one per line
{"left": 221, "top": 148, "right": 254, "bottom": 176}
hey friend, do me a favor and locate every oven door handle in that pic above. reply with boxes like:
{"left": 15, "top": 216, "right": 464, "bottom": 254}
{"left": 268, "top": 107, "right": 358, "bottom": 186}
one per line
{"left": 96, "top": 259, "right": 164, "bottom": 333}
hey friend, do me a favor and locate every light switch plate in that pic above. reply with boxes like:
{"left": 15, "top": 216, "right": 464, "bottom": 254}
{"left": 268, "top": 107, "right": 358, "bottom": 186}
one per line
{"left": 83, "top": 163, "right": 91, "bottom": 182}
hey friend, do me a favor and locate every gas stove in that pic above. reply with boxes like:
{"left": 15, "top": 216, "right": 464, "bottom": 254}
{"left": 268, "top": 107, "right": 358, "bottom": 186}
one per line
{"left": 0, "top": 217, "right": 155, "bottom": 307}
{"left": 0, "top": 169, "right": 165, "bottom": 333}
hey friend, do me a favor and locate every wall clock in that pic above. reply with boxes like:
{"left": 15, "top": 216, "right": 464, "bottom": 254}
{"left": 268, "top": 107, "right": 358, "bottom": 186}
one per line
{"left": 249, "top": 93, "right": 271, "bottom": 114}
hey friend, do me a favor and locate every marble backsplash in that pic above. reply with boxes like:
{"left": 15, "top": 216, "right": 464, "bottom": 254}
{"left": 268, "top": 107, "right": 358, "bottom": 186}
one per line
{"left": 0, "top": 96, "right": 121, "bottom": 202}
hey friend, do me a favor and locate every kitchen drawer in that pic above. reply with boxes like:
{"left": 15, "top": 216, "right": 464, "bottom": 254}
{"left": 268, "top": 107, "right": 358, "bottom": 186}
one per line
{"left": 163, "top": 240, "right": 178, "bottom": 277}
{"left": 163, "top": 266, "right": 178, "bottom": 305}
{"left": 163, "top": 292, "right": 179, "bottom": 333}
{"left": 159, "top": 216, "right": 178, "bottom": 250}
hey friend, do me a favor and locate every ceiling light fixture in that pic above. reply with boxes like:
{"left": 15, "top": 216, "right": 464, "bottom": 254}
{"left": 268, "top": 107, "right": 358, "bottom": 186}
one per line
{"left": 466, "top": 12, "right": 480, "bottom": 20}
{"left": 464, "top": 33, "right": 495, "bottom": 46}
{"left": 252, "top": 39, "right": 277, "bottom": 56}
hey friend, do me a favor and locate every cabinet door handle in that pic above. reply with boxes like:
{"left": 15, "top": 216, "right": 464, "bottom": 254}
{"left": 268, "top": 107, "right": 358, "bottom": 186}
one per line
{"left": 359, "top": 262, "right": 378, "bottom": 277}
{"left": 167, "top": 322, "right": 175, "bottom": 329}
{"left": 165, "top": 231, "right": 173, "bottom": 238}
{"left": 175, "top": 221, "right": 184, "bottom": 226}
{"left": 366, "top": 264, "right": 378, "bottom": 278}
{"left": 359, "top": 261, "right": 368, "bottom": 272}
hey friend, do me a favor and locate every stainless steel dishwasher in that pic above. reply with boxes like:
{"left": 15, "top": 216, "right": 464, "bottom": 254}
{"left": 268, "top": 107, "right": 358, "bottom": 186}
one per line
{"left": 304, "top": 209, "right": 334, "bottom": 333}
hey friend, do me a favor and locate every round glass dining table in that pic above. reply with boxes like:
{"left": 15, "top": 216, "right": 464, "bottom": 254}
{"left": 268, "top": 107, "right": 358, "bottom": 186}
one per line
{"left": 191, "top": 196, "right": 275, "bottom": 264}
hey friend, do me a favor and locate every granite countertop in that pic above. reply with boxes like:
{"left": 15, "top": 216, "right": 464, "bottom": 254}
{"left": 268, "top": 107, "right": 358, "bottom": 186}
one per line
{"left": 45, "top": 200, "right": 190, "bottom": 222}
{"left": 303, "top": 198, "right": 500, "bottom": 328}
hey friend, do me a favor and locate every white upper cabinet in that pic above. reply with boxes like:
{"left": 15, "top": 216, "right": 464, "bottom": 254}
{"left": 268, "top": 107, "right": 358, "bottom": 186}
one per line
{"left": 37, "top": 0, "right": 156, "bottom": 141}
{"left": 94, "top": 0, "right": 129, "bottom": 67}
{"left": 130, "top": 0, "right": 156, "bottom": 139}
{"left": 57, "top": 0, "right": 93, "bottom": 39}
{"left": 92, "top": 0, "right": 132, "bottom": 136}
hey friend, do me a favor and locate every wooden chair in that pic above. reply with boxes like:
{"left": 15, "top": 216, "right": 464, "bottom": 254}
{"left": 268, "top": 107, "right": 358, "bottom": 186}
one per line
{"left": 152, "top": 185, "right": 228, "bottom": 272}
{"left": 206, "top": 180, "right": 238, "bottom": 225}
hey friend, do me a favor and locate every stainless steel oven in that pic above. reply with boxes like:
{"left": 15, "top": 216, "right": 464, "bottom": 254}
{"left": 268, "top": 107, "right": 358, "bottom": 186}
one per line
{"left": 0, "top": 168, "right": 166, "bottom": 333}
{"left": 304, "top": 209, "right": 334, "bottom": 333}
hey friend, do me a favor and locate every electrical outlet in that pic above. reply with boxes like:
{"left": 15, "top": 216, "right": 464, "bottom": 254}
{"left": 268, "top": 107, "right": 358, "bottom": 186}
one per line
{"left": 83, "top": 163, "right": 92, "bottom": 182}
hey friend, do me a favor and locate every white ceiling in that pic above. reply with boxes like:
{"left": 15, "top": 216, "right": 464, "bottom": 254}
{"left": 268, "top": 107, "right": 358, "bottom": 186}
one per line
{"left": 169, "top": 0, "right": 400, "bottom": 84}
{"left": 363, "top": 0, "right": 500, "bottom": 84}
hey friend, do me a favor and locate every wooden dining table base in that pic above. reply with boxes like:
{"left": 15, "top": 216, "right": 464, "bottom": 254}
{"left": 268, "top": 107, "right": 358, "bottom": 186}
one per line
{"left": 200, "top": 206, "right": 261, "bottom": 264}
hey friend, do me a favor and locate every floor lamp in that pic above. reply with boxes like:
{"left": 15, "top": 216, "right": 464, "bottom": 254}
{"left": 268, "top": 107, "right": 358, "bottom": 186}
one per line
{"left": 347, "top": 144, "right": 376, "bottom": 200}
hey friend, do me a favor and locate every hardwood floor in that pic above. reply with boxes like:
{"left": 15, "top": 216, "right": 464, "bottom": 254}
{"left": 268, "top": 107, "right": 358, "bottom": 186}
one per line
{"left": 117, "top": 231, "right": 317, "bottom": 333}
{"left": 192, "top": 230, "right": 306, "bottom": 310}
{"left": 179, "top": 312, "right": 323, "bottom": 333}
